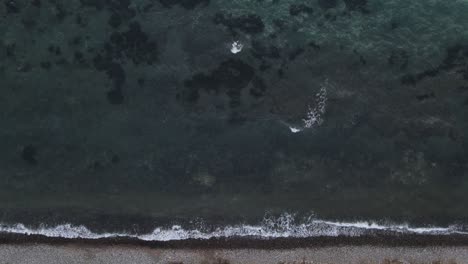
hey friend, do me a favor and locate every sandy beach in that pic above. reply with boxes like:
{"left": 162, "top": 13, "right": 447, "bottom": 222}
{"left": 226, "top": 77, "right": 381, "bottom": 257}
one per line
{"left": 0, "top": 243, "right": 467, "bottom": 264}
{"left": 0, "top": 234, "right": 468, "bottom": 263}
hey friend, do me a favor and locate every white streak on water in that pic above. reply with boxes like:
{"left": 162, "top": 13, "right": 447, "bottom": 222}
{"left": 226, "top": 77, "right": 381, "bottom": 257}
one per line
{"left": 0, "top": 214, "right": 466, "bottom": 241}
{"left": 289, "top": 126, "right": 303, "bottom": 133}
{"left": 313, "top": 220, "right": 464, "bottom": 235}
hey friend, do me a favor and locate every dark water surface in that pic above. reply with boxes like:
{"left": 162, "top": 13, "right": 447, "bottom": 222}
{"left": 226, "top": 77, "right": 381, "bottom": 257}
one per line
{"left": 1, "top": 0, "right": 468, "bottom": 236}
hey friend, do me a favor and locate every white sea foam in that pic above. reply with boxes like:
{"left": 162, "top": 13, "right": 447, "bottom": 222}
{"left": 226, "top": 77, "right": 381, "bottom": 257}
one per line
{"left": 303, "top": 80, "right": 328, "bottom": 129}
{"left": 0, "top": 214, "right": 466, "bottom": 241}
{"left": 230, "top": 41, "right": 243, "bottom": 54}
{"left": 282, "top": 80, "right": 330, "bottom": 133}
{"left": 288, "top": 126, "right": 303, "bottom": 133}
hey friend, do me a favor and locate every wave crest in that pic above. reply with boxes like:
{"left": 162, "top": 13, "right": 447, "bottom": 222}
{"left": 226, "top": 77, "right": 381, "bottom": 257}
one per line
{"left": 1, "top": 214, "right": 466, "bottom": 241}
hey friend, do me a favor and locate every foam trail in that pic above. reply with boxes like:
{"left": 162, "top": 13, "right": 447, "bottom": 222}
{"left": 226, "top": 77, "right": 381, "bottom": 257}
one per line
{"left": 1, "top": 214, "right": 467, "bottom": 241}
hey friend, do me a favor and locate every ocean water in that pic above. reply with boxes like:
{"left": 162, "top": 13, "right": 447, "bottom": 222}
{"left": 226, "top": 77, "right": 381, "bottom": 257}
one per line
{"left": 1, "top": 0, "right": 468, "bottom": 240}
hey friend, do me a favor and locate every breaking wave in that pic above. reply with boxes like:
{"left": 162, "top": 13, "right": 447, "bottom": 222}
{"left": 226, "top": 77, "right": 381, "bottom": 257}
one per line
{"left": 0, "top": 214, "right": 466, "bottom": 241}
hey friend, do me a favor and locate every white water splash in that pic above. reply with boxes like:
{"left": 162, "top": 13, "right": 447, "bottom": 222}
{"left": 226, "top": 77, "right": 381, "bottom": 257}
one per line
{"left": 283, "top": 80, "right": 330, "bottom": 133}
{"left": 0, "top": 214, "right": 466, "bottom": 241}
{"left": 288, "top": 126, "right": 303, "bottom": 133}
{"left": 230, "top": 41, "right": 243, "bottom": 54}
{"left": 303, "top": 80, "right": 328, "bottom": 129}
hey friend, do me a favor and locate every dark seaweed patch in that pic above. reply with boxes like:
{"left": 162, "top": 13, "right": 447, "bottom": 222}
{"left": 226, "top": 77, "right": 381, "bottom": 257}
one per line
{"left": 288, "top": 48, "right": 305, "bottom": 61}
{"left": 105, "top": 62, "right": 126, "bottom": 89}
{"left": 441, "top": 44, "right": 468, "bottom": 70}
{"left": 289, "top": 4, "right": 314, "bottom": 16}
{"left": 159, "top": 0, "right": 209, "bottom": 9}
{"left": 79, "top": 0, "right": 136, "bottom": 25}
{"left": 259, "top": 62, "right": 271, "bottom": 71}
{"left": 93, "top": 54, "right": 127, "bottom": 105}
{"left": 73, "top": 51, "right": 87, "bottom": 65}
{"left": 16, "top": 63, "right": 32, "bottom": 72}
{"left": 401, "top": 44, "right": 468, "bottom": 85}
{"left": 21, "top": 16, "right": 37, "bottom": 29}
{"left": 249, "top": 77, "right": 267, "bottom": 97}
{"left": 273, "top": 19, "right": 285, "bottom": 30}
{"left": 277, "top": 68, "right": 284, "bottom": 78}
{"left": 457, "top": 85, "right": 468, "bottom": 92}
{"left": 31, "top": 0, "right": 41, "bottom": 7}
{"left": 79, "top": 0, "right": 105, "bottom": 10}
{"left": 104, "top": 63, "right": 126, "bottom": 104}
{"left": 111, "top": 155, "right": 120, "bottom": 164}
{"left": 5, "top": 43, "right": 15, "bottom": 58}
{"left": 251, "top": 41, "right": 281, "bottom": 60}
{"left": 416, "top": 92, "right": 435, "bottom": 102}
{"left": 137, "top": 78, "right": 145, "bottom": 87}
{"left": 343, "top": 0, "right": 369, "bottom": 13}
{"left": 69, "top": 36, "right": 83, "bottom": 46}
{"left": 108, "top": 13, "right": 122, "bottom": 28}
{"left": 47, "top": 45, "right": 62, "bottom": 56}
{"left": 4, "top": 0, "right": 20, "bottom": 13}
{"left": 388, "top": 50, "right": 409, "bottom": 70}
{"left": 83, "top": 19, "right": 157, "bottom": 103}
{"left": 75, "top": 14, "right": 87, "bottom": 27}
{"left": 107, "top": 22, "right": 158, "bottom": 65}
{"left": 401, "top": 68, "right": 440, "bottom": 85}
{"left": 49, "top": 1, "right": 67, "bottom": 22}
{"left": 227, "top": 111, "right": 247, "bottom": 125}
{"left": 182, "top": 59, "right": 256, "bottom": 106}
{"left": 318, "top": 0, "right": 338, "bottom": 9}
{"left": 401, "top": 75, "right": 416, "bottom": 85}
{"left": 308, "top": 41, "right": 321, "bottom": 50}
{"left": 353, "top": 50, "right": 367, "bottom": 65}
{"left": 214, "top": 13, "right": 265, "bottom": 35}
{"left": 40, "top": 61, "right": 52, "bottom": 70}
{"left": 107, "top": 88, "right": 124, "bottom": 105}
{"left": 21, "top": 145, "right": 37, "bottom": 165}
{"left": 184, "top": 59, "right": 255, "bottom": 92}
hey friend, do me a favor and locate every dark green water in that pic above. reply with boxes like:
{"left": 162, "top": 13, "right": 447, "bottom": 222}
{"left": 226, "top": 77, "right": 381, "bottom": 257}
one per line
{"left": 1, "top": 0, "right": 468, "bottom": 235}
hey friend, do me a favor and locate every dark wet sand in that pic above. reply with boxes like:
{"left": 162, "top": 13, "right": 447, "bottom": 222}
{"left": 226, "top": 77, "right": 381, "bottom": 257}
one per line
{"left": 3, "top": 233, "right": 468, "bottom": 248}
{"left": 1, "top": 234, "right": 468, "bottom": 263}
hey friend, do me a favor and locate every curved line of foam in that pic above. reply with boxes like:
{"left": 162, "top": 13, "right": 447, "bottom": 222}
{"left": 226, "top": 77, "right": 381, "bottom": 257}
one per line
{"left": 0, "top": 216, "right": 467, "bottom": 241}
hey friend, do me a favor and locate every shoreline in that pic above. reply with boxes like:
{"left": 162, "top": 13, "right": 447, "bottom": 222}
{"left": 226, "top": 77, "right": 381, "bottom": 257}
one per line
{"left": 2, "top": 233, "right": 468, "bottom": 249}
